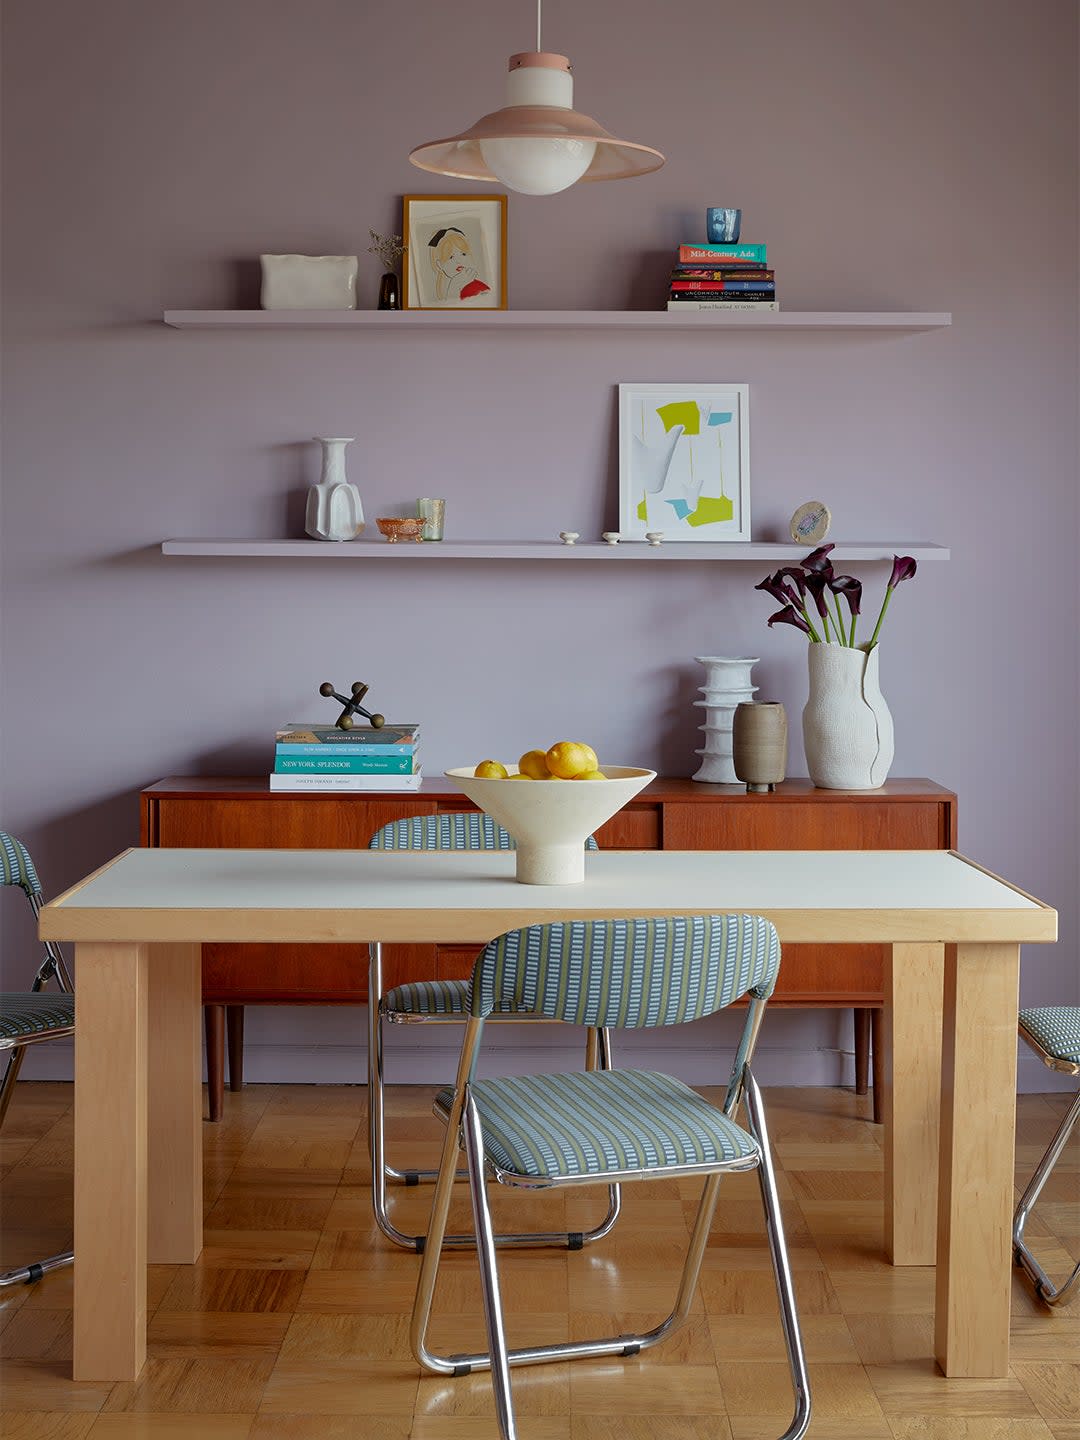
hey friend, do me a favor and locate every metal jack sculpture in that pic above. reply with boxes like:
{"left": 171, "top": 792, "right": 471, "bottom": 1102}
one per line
{"left": 319, "top": 681, "right": 386, "bottom": 731}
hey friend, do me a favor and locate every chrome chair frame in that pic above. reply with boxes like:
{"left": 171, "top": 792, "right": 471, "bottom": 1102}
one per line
{"left": 366, "top": 813, "right": 618, "bottom": 1253}
{"left": 1012, "top": 1011, "right": 1080, "bottom": 1307}
{"left": 410, "top": 914, "right": 812, "bottom": 1440}
{"left": 0, "top": 831, "right": 75, "bottom": 1287}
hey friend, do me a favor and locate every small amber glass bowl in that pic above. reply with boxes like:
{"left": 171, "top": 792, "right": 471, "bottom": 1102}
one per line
{"left": 376, "top": 517, "right": 426, "bottom": 543}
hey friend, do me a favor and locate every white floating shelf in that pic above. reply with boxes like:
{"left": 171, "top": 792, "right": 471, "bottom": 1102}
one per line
{"left": 161, "top": 539, "right": 950, "bottom": 562}
{"left": 162, "top": 309, "right": 951, "bottom": 332}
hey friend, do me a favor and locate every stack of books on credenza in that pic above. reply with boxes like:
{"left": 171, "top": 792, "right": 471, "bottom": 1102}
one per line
{"left": 667, "top": 241, "right": 778, "bottom": 312}
{"left": 270, "top": 723, "right": 422, "bottom": 791}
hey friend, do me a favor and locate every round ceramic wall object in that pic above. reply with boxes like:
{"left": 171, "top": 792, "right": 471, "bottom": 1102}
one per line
{"left": 789, "top": 501, "right": 831, "bottom": 545}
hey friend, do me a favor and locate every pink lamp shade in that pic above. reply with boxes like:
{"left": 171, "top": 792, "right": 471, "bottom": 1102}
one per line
{"left": 409, "top": 52, "right": 664, "bottom": 194}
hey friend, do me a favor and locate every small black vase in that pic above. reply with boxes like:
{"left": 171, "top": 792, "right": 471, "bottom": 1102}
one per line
{"left": 377, "top": 272, "right": 401, "bottom": 310}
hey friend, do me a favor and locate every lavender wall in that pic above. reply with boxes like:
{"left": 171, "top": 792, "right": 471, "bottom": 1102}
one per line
{"left": 2, "top": 0, "right": 1077, "bottom": 1089}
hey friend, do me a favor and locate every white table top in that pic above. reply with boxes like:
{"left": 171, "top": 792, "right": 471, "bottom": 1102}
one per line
{"left": 41, "top": 848, "right": 1056, "bottom": 947}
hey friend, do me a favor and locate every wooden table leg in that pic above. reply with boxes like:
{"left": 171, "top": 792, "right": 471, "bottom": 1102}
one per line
{"left": 148, "top": 943, "right": 203, "bottom": 1264}
{"left": 935, "top": 941, "right": 1020, "bottom": 1378}
{"left": 883, "top": 943, "right": 943, "bottom": 1266}
{"left": 73, "top": 941, "right": 148, "bottom": 1382}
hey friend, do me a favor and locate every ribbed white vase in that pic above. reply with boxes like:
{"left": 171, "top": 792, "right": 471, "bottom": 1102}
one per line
{"left": 692, "top": 655, "right": 759, "bottom": 783}
{"left": 802, "top": 644, "right": 894, "bottom": 790}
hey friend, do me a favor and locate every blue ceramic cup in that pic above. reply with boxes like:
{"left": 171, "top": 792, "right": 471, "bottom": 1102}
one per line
{"left": 706, "top": 207, "right": 742, "bottom": 243}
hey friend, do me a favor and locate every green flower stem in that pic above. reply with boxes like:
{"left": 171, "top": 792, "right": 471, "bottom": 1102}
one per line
{"left": 867, "top": 587, "right": 893, "bottom": 649}
{"left": 848, "top": 612, "right": 857, "bottom": 647}
{"left": 829, "top": 591, "right": 848, "bottom": 646}
{"left": 821, "top": 610, "right": 832, "bottom": 643}
{"left": 802, "top": 610, "right": 822, "bottom": 644}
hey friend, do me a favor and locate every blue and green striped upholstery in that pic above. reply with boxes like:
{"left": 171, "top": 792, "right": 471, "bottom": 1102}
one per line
{"left": 1020, "top": 1008, "right": 1080, "bottom": 1066}
{"left": 470, "top": 915, "right": 780, "bottom": 1027}
{"left": 436, "top": 1068, "right": 758, "bottom": 1180}
{"left": 0, "top": 993, "right": 74, "bottom": 1045}
{"left": 0, "top": 833, "right": 41, "bottom": 899}
{"left": 369, "top": 812, "right": 598, "bottom": 852}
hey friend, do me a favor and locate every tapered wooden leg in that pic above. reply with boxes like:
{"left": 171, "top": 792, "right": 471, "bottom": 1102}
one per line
{"left": 935, "top": 942, "right": 1020, "bottom": 1378}
{"left": 148, "top": 944, "right": 202, "bottom": 1264}
{"left": 226, "top": 1004, "right": 245, "bottom": 1091}
{"left": 853, "top": 1007, "right": 870, "bottom": 1095}
{"left": 883, "top": 943, "right": 943, "bottom": 1266}
{"left": 74, "top": 942, "right": 148, "bottom": 1381}
{"left": 870, "top": 1008, "right": 884, "bottom": 1124}
{"left": 204, "top": 1004, "right": 224, "bottom": 1122}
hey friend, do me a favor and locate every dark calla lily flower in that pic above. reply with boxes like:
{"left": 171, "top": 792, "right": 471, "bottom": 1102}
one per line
{"left": 889, "top": 555, "right": 918, "bottom": 588}
{"left": 755, "top": 571, "right": 801, "bottom": 609}
{"left": 801, "top": 544, "right": 835, "bottom": 574}
{"left": 830, "top": 575, "right": 863, "bottom": 615}
{"left": 767, "top": 605, "right": 812, "bottom": 635}
{"left": 776, "top": 565, "right": 807, "bottom": 599}
{"left": 803, "top": 572, "right": 832, "bottom": 619}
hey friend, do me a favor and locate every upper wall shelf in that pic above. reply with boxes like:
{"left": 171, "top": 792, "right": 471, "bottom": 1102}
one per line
{"left": 162, "top": 309, "right": 952, "bottom": 332}
{"left": 161, "top": 539, "right": 950, "bottom": 562}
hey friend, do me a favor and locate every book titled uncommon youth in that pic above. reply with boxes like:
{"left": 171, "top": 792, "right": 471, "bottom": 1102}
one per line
{"left": 269, "top": 771, "right": 424, "bottom": 792}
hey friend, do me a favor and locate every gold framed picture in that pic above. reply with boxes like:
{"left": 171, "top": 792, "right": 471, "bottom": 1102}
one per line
{"left": 402, "top": 194, "right": 508, "bottom": 310}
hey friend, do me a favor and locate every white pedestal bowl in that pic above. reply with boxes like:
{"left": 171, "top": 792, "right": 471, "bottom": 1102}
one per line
{"left": 444, "top": 765, "right": 656, "bottom": 884}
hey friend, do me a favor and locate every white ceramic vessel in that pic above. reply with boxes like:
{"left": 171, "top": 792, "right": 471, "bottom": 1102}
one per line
{"left": 260, "top": 254, "right": 358, "bottom": 309}
{"left": 445, "top": 765, "right": 656, "bottom": 884}
{"left": 802, "top": 644, "right": 894, "bottom": 789}
{"left": 692, "top": 655, "right": 759, "bottom": 783}
{"left": 305, "top": 437, "right": 365, "bottom": 542}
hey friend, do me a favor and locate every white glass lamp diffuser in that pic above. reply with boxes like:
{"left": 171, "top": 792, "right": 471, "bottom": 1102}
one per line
{"left": 408, "top": 3, "right": 664, "bottom": 196}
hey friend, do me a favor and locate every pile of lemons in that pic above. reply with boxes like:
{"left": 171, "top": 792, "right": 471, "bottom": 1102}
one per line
{"left": 475, "top": 742, "right": 606, "bottom": 781}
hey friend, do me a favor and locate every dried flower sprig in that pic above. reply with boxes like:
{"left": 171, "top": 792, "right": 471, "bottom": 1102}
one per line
{"left": 367, "top": 229, "right": 406, "bottom": 274}
{"left": 756, "top": 543, "right": 916, "bottom": 648}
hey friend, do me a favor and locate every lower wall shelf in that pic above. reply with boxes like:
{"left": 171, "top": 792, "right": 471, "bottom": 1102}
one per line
{"left": 161, "top": 539, "right": 950, "bottom": 562}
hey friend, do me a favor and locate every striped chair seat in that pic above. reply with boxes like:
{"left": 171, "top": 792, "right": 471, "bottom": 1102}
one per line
{"left": 1020, "top": 1007, "right": 1080, "bottom": 1066}
{"left": 0, "top": 992, "right": 74, "bottom": 1044}
{"left": 436, "top": 1068, "right": 759, "bottom": 1181}
{"left": 369, "top": 813, "right": 598, "bottom": 852}
{"left": 383, "top": 979, "right": 519, "bottom": 1018}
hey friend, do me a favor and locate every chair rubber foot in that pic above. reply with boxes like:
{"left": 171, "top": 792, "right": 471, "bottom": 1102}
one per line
{"left": 567, "top": 1233, "right": 584, "bottom": 1251}
{"left": 453, "top": 1362, "right": 471, "bottom": 1377}
{"left": 25, "top": 1264, "right": 43, "bottom": 1284}
{"left": 414, "top": 1236, "right": 426, "bottom": 1255}
{"left": 620, "top": 1341, "right": 642, "bottom": 1356}
{"left": 405, "top": 1173, "right": 420, "bottom": 1186}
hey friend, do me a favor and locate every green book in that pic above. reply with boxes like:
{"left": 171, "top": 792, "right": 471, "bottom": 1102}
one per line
{"left": 273, "top": 754, "right": 419, "bottom": 774}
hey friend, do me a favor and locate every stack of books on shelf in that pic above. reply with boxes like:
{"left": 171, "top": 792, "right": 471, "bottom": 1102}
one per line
{"left": 666, "top": 241, "right": 778, "bottom": 312}
{"left": 270, "top": 723, "right": 422, "bottom": 791}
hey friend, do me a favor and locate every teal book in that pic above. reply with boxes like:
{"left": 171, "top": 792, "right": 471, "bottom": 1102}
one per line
{"left": 274, "top": 754, "right": 419, "bottom": 774}
{"left": 276, "top": 742, "right": 416, "bottom": 757}
{"left": 678, "top": 242, "right": 767, "bottom": 263}
{"left": 277, "top": 724, "right": 420, "bottom": 746}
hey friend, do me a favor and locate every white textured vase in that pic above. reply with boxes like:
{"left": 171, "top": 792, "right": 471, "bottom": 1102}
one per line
{"left": 305, "top": 437, "right": 365, "bottom": 542}
{"left": 692, "top": 655, "right": 759, "bottom": 783}
{"left": 802, "top": 644, "right": 894, "bottom": 790}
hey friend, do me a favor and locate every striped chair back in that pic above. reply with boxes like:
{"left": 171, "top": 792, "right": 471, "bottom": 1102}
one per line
{"left": 470, "top": 915, "right": 780, "bottom": 1028}
{"left": 369, "top": 812, "right": 599, "bottom": 853}
{"left": 0, "top": 833, "right": 41, "bottom": 899}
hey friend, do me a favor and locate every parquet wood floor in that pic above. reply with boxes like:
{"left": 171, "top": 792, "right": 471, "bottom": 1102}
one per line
{"left": 1, "top": 1082, "right": 1077, "bottom": 1438}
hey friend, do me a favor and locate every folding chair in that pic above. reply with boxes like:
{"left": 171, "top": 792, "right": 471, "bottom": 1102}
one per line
{"left": 366, "top": 812, "right": 618, "bottom": 1251}
{"left": 0, "top": 830, "right": 75, "bottom": 1287}
{"left": 411, "top": 913, "right": 812, "bottom": 1440}
{"left": 1013, "top": 1006, "right": 1080, "bottom": 1306}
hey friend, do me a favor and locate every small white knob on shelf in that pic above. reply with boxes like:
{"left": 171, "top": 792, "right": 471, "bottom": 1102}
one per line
{"left": 559, "top": 531, "right": 579, "bottom": 545}
{"left": 602, "top": 531, "right": 621, "bottom": 545}
{"left": 645, "top": 531, "right": 664, "bottom": 546}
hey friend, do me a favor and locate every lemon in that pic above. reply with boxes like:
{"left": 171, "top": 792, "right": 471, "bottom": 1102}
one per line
{"left": 574, "top": 769, "right": 607, "bottom": 780}
{"left": 518, "top": 749, "right": 551, "bottom": 780}
{"left": 545, "top": 741, "right": 599, "bottom": 779}
{"left": 474, "top": 760, "right": 508, "bottom": 779}
{"left": 508, "top": 773, "right": 533, "bottom": 780}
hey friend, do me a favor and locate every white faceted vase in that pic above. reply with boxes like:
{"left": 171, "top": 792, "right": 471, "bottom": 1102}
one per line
{"left": 692, "top": 655, "right": 759, "bottom": 784}
{"left": 305, "top": 436, "right": 365, "bottom": 542}
{"left": 802, "top": 644, "right": 894, "bottom": 790}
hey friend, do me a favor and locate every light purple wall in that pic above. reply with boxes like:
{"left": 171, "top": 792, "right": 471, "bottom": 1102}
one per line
{"left": 2, "top": 0, "right": 1077, "bottom": 1088}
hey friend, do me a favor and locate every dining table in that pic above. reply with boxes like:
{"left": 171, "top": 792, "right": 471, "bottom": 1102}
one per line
{"left": 38, "top": 844, "right": 1056, "bottom": 1384}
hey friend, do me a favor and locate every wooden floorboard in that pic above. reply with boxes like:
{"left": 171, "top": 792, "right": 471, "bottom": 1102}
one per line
{"left": 0, "top": 1082, "right": 1077, "bottom": 1438}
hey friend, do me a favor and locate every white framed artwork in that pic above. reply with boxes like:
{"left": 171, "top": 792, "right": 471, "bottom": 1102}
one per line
{"left": 618, "top": 383, "right": 750, "bottom": 542}
{"left": 402, "top": 194, "right": 507, "bottom": 310}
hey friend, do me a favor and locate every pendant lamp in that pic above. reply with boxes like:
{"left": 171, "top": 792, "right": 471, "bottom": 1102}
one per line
{"left": 408, "top": 1, "right": 665, "bottom": 196}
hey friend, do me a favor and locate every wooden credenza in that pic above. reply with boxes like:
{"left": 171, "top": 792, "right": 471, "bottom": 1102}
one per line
{"left": 141, "top": 776, "right": 957, "bottom": 1116}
